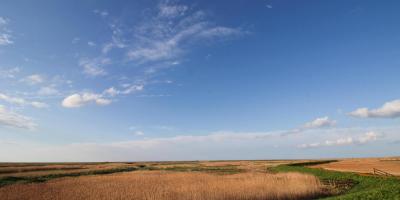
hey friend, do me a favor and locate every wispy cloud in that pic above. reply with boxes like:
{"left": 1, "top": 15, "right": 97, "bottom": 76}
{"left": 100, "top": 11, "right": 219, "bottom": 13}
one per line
{"left": 349, "top": 99, "right": 400, "bottom": 118}
{"left": 0, "top": 93, "right": 25, "bottom": 105}
{"left": 76, "top": 0, "right": 245, "bottom": 104}
{"left": 96, "top": 0, "right": 240, "bottom": 72}
{"left": 0, "top": 17, "right": 13, "bottom": 46}
{"left": 79, "top": 57, "right": 109, "bottom": 77}
{"left": 0, "top": 67, "right": 20, "bottom": 79}
{"left": 298, "top": 131, "right": 382, "bottom": 148}
{"left": 158, "top": 2, "right": 188, "bottom": 18}
{"left": 126, "top": 2, "right": 243, "bottom": 66}
{"left": 88, "top": 41, "right": 96, "bottom": 46}
{"left": 103, "top": 84, "right": 144, "bottom": 97}
{"left": 93, "top": 9, "right": 109, "bottom": 18}
{"left": 38, "top": 86, "right": 59, "bottom": 96}
{"left": 0, "top": 105, "right": 37, "bottom": 130}
{"left": 101, "top": 22, "right": 127, "bottom": 54}
{"left": 281, "top": 116, "right": 337, "bottom": 136}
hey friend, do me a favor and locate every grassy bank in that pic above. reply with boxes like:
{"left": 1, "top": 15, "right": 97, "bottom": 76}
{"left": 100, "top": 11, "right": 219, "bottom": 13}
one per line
{"left": 272, "top": 164, "right": 400, "bottom": 199}
{"left": 164, "top": 165, "right": 243, "bottom": 174}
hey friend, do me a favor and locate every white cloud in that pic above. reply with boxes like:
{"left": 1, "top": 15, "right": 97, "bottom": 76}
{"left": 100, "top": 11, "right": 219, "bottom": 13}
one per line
{"left": 79, "top": 57, "right": 109, "bottom": 77}
{"left": 0, "top": 93, "right": 48, "bottom": 108}
{"left": 298, "top": 131, "right": 382, "bottom": 148}
{"left": 22, "top": 74, "right": 45, "bottom": 85}
{"left": 0, "top": 105, "right": 37, "bottom": 130}
{"left": 303, "top": 116, "right": 336, "bottom": 129}
{"left": 349, "top": 99, "right": 400, "bottom": 118}
{"left": 62, "top": 84, "right": 143, "bottom": 108}
{"left": 62, "top": 92, "right": 111, "bottom": 108}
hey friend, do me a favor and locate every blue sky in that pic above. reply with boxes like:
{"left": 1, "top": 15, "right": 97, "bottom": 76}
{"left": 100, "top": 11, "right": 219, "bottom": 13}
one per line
{"left": 1, "top": 0, "right": 400, "bottom": 162}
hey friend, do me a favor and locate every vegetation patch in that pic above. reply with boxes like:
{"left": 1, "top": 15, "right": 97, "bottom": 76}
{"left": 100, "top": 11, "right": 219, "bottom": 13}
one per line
{"left": 287, "top": 160, "right": 338, "bottom": 167}
{"left": 164, "top": 165, "right": 243, "bottom": 174}
{"left": 0, "top": 167, "right": 85, "bottom": 174}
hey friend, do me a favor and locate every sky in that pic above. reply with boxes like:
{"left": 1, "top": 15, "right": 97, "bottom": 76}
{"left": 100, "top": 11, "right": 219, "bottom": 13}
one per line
{"left": 1, "top": 0, "right": 400, "bottom": 162}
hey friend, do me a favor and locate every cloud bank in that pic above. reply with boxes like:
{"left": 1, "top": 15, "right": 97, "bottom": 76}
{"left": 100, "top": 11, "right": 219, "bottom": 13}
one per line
{"left": 298, "top": 131, "right": 382, "bottom": 148}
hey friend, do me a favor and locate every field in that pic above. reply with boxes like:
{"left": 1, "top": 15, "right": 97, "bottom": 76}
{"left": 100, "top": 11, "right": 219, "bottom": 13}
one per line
{"left": 0, "top": 158, "right": 399, "bottom": 200}
{"left": 311, "top": 157, "right": 400, "bottom": 176}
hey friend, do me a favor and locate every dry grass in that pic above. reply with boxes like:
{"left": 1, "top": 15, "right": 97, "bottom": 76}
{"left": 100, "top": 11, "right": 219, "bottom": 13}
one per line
{"left": 0, "top": 171, "right": 326, "bottom": 200}
{"left": 312, "top": 158, "right": 400, "bottom": 176}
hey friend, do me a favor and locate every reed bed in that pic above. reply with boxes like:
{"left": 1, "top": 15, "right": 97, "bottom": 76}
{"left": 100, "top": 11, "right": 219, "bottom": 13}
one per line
{"left": 0, "top": 171, "right": 326, "bottom": 200}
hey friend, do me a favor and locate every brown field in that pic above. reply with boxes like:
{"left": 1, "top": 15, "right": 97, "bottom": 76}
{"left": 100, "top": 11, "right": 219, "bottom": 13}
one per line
{"left": 311, "top": 157, "right": 400, "bottom": 176}
{"left": 0, "top": 170, "right": 326, "bottom": 200}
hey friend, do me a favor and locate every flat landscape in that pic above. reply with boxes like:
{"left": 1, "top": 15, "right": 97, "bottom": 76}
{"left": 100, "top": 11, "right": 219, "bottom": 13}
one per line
{"left": 0, "top": 158, "right": 399, "bottom": 200}
{"left": 2, "top": 1, "right": 400, "bottom": 199}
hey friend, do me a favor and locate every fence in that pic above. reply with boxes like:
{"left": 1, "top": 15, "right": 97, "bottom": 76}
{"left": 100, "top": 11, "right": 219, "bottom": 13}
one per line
{"left": 373, "top": 168, "right": 395, "bottom": 177}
